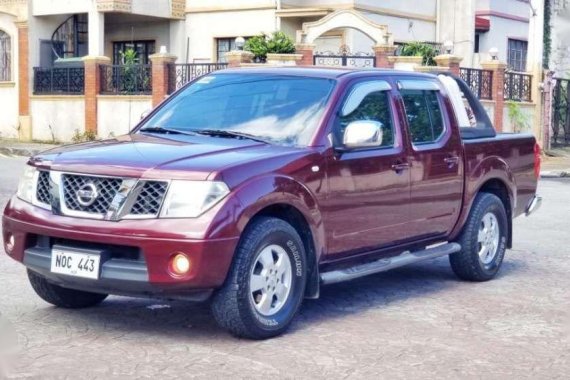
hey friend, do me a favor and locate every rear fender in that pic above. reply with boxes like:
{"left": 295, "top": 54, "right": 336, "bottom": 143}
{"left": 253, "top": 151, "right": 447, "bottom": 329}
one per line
{"left": 450, "top": 156, "right": 516, "bottom": 242}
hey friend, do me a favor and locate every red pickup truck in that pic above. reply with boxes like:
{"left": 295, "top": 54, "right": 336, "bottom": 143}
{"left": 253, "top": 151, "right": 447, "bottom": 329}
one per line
{"left": 3, "top": 67, "right": 541, "bottom": 339}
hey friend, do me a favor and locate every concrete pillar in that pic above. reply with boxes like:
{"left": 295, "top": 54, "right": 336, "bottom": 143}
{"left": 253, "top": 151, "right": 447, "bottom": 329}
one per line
{"left": 82, "top": 56, "right": 110, "bottom": 135}
{"left": 295, "top": 44, "right": 315, "bottom": 66}
{"left": 169, "top": 20, "right": 187, "bottom": 63}
{"left": 373, "top": 45, "right": 396, "bottom": 69}
{"left": 481, "top": 60, "right": 508, "bottom": 132}
{"left": 542, "top": 71, "right": 555, "bottom": 150}
{"left": 225, "top": 51, "right": 254, "bottom": 68}
{"left": 434, "top": 54, "right": 463, "bottom": 76}
{"left": 15, "top": 21, "right": 31, "bottom": 141}
{"left": 88, "top": 10, "right": 105, "bottom": 57}
{"left": 149, "top": 53, "right": 177, "bottom": 107}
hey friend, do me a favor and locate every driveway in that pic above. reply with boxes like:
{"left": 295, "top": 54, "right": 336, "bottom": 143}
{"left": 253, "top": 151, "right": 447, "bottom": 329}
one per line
{"left": 0, "top": 155, "right": 568, "bottom": 379}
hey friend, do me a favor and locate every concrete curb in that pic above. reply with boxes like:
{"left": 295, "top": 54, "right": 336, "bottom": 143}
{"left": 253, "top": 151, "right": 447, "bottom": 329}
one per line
{"left": 0, "top": 147, "right": 44, "bottom": 157}
{"left": 541, "top": 170, "right": 570, "bottom": 178}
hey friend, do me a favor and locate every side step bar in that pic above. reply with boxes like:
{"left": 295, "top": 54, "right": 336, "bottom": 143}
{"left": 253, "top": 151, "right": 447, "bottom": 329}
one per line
{"left": 320, "top": 242, "right": 461, "bottom": 285}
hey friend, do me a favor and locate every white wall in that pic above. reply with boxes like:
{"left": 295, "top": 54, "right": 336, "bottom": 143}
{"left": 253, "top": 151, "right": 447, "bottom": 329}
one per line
{"left": 31, "top": 97, "right": 85, "bottom": 142}
{"left": 0, "top": 12, "right": 19, "bottom": 139}
{"left": 185, "top": 9, "right": 277, "bottom": 62}
{"left": 97, "top": 96, "right": 151, "bottom": 138}
{"left": 550, "top": 1, "right": 570, "bottom": 78}
{"left": 32, "top": 0, "right": 91, "bottom": 16}
{"left": 475, "top": 0, "right": 530, "bottom": 68}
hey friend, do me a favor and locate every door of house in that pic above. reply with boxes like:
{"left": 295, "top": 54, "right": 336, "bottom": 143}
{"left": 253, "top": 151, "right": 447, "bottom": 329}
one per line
{"left": 552, "top": 78, "right": 570, "bottom": 147}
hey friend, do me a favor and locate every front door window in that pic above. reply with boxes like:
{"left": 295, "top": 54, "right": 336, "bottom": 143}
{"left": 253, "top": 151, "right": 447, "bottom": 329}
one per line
{"left": 113, "top": 41, "right": 156, "bottom": 65}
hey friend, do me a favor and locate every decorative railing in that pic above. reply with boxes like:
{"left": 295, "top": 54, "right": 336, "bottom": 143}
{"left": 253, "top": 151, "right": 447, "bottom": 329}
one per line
{"left": 504, "top": 72, "right": 532, "bottom": 102}
{"left": 313, "top": 46, "right": 376, "bottom": 68}
{"left": 167, "top": 63, "right": 228, "bottom": 94}
{"left": 459, "top": 67, "right": 493, "bottom": 100}
{"left": 100, "top": 64, "right": 152, "bottom": 95}
{"left": 33, "top": 67, "right": 85, "bottom": 94}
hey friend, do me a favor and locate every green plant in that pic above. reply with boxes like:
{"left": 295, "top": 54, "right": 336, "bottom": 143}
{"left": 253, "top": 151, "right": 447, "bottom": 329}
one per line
{"left": 266, "top": 31, "right": 295, "bottom": 54}
{"left": 400, "top": 42, "right": 437, "bottom": 66}
{"left": 244, "top": 32, "right": 295, "bottom": 60}
{"left": 120, "top": 48, "right": 139, "bottom": 66}
{"left": 72, "top": 129, "right": 97, "bottom": 143}
{"left": 506, "top": 101, "right": 530, "bottom": 133}
{"left": 244, "top": 34, "right": 269, "bottom": 60}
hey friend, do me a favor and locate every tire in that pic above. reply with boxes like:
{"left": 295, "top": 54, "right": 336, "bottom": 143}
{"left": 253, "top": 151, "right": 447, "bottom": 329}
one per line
{"left": 211, "top": 217, "right": 307, "bottom": 339}
{"left": 450, "top": 192, "right": 508, "bottom": 281}
{"left": 27, "top": 270, "right": 108, "bottom": 308}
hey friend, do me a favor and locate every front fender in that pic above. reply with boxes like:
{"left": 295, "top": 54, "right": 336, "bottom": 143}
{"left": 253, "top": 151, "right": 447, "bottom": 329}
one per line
{"left": 231, "top": 174, "right": 326, "bottom": 262}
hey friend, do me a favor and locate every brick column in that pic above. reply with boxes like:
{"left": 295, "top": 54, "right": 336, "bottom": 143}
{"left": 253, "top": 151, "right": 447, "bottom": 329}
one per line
{"left": 373, "top": 45, "right": 396, "bottom": 68}
{"left": 16, "top": 22, "right": 31, "bottom": 141}
{"left": 225, "top": 51, "right": 254, "bottom": 68}
{"left": 481, "top": 60, "right": 508, "bottom": 132}
{"left": 82, "top": 56, "right": 110, "bottom": 135}
{"left": 434, "top": 54, "right": 463, "bottom": 76}
{"left": 294, "top": 44, "right": 315, "bottom": 66}
{"left": 149, "top": 53, "right": 177, "bottom": 107}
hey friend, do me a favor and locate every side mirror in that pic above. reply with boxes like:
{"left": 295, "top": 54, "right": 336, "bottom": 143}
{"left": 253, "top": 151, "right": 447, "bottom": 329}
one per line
{"left": 342, "top": 120, "right": 383, "bottom": 149}
{"left": 140, "top": 109, "right": 152, "bottom": 120}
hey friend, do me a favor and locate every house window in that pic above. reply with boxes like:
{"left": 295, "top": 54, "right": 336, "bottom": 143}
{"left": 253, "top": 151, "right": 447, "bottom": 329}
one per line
{"left": 113, "top": 41, "right": 156, "bottom": 65}
{"left": 507, "top": 39, "right": 527, "bottom": 72}
{"left": 0, "top": 30, "right": 11, "bottom": 81}
{"left": 216, "top": 37, "right": 251, "bottom": 62}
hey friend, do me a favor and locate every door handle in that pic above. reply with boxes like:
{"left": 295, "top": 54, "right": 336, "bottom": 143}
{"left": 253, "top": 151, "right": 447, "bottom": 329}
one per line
{"left": 444, "top": 156, "right": 460, "bottom": 167}
{"left": 391, "top": 162, "right": 410, "bottom": 173}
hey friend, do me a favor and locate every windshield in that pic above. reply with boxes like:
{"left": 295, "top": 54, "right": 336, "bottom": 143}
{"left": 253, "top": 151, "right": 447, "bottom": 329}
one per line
{"left": 138, "top": 73, "right": 336, "bottom": 147}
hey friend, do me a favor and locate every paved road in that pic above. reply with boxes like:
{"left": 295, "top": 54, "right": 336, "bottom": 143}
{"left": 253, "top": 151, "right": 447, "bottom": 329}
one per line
{"left": 0, "top": 156, "right": 568, "bottom": 379}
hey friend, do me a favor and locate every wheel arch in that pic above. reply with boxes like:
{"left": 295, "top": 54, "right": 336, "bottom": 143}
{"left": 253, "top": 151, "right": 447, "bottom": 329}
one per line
{"left": 477, "top": 178, "right": 513, "bottom": 248}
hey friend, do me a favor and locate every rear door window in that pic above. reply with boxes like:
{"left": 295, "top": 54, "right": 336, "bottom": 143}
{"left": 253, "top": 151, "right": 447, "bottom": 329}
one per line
{"left": 400, "top": 88, "right": 445, "bottom": 145}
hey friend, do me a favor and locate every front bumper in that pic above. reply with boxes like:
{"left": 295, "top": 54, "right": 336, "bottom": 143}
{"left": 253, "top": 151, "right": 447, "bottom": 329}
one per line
{"left": 3, "top": 197, "right": 239, "bottom": 300}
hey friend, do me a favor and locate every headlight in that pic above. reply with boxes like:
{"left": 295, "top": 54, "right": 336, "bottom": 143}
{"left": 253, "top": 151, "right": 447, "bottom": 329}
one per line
{"left": 160, "top": 180, "right": 230, "bottom": 218}
{"left": 16, "top": 166, "right": 38, "bottom": 204}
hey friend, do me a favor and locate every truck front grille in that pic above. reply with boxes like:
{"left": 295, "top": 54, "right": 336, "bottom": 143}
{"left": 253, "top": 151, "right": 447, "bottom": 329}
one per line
{"left": 129, "top": 181, "right": 168, "bottom": 216}
{"left": 35, "top": 171, "right": 169, "bottom": 220}
{"left": 36, "top": 171, "right": 52, "bottom": 206}
{"left": 62, "top": 174, "right": 122, "bottom": 214}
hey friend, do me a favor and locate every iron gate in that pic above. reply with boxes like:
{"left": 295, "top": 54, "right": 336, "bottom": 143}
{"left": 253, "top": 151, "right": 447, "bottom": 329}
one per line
{"left": 552, "top": 78, "right": 570, "bottom": 146}
{"left": 313, "top": 45, "right": 375, "bottom": 68}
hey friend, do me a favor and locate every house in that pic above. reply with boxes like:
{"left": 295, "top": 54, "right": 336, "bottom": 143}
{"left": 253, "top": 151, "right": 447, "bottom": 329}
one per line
{"left": 0, "top": 0, "right": 537, "bottom": 144}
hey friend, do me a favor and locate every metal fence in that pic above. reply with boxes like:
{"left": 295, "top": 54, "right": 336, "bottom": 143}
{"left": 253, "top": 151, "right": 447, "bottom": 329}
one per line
{"left": 313, "top": 45, "right": 375, "bottom": 68}
{"left": 33, "top": 67, "right": 85, "bottom": 94}
{"left": 100, "top": 64, "right": 152, "bottom": 95}
{"left": 168, "top": 63, "right": 228, "bottom": 94}
{"left": 504, "top": 72, "right": 532, "bottom": 102}
{"left": 552, "top": 78, "right": 570, "bottom": 146}
{"left": 459, "top": 67, "right": 493, "bottom": 100}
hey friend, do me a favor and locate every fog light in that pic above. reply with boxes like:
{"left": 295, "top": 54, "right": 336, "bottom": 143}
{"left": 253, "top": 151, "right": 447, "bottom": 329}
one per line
{"left": 5, "top": 233, "right": 15, "bottom": 253}
{"left": 169, "top": 253, "right": 191, "bottom": 275}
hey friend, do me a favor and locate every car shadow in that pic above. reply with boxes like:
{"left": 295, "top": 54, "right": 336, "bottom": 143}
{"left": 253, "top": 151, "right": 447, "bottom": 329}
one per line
{"left": 35, "top": 256, "right": 525, "bottom": 341}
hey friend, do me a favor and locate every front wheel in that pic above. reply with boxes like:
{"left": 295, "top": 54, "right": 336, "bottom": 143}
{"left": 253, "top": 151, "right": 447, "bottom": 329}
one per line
{"left": 450, "top": 192, "right": 508, "bottom": 281}
{"left": 211, "top": 217, "right": 307, "bottom": 339}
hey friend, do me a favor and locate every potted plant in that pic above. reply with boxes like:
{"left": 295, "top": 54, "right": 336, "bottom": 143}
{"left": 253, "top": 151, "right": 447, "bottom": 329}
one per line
{"left": 245, "top": 32, "right": 302, "bottom": 65}
{"left": 389, "top": 42, "right": 437, "bottom": 71}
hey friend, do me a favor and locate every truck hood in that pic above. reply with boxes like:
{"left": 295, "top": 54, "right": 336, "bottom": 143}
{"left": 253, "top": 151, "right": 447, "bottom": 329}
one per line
{"left": 30, "top": 133, "right": 305, "bottom": 181}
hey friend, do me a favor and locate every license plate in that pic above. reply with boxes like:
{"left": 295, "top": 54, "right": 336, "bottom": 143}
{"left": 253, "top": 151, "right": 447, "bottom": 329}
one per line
{"left": 50, "top": 248, "right": 101, "bottom": 280}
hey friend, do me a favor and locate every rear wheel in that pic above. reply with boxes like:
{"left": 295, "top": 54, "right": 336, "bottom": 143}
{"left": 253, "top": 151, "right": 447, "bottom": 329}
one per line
{"left": 27, "top": 270, "right": 108, "bottom": 308}
{"left": 450, "top": 192, "right": 508, "bottom": 281}
{"left": 211, "top": 217, "right": 307, "bottom": 339}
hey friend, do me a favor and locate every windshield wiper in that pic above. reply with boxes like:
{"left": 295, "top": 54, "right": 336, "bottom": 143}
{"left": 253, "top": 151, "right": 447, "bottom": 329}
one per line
{"left": 139, "top": 126, "right": 197, "bottom": 136}
{"left": 191, "top": 129, "right": 270, "bottom": 144}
